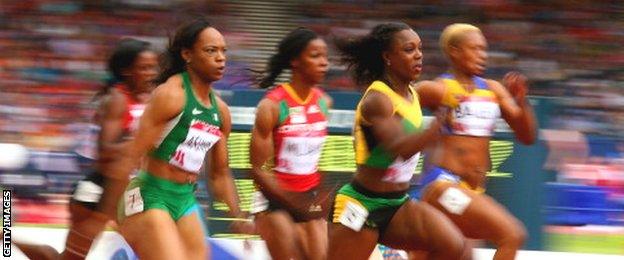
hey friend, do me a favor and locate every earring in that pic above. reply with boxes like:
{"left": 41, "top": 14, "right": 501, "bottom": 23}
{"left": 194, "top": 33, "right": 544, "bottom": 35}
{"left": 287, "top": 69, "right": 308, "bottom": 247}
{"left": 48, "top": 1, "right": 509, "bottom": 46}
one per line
{"left": 386, "top": 60, "right": 391, "bottom": 66}
{"left": 186, "top": 59, "right": 191, "bottom": 64}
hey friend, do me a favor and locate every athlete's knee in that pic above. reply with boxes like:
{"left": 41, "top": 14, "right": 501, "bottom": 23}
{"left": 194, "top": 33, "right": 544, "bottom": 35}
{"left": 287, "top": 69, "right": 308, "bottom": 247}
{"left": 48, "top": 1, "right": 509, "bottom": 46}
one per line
{"left": 446, "top": 231, "right": 466, "bottom": 258}
{"left": 185, "top": 244, "right": 208, "bottom": 260}
{"left": 260, "top": 211, "right": 296, "bottom": 238}
{"left": 430, "top": 235, "right": 465, "bottom": 259}
{"left": 497, "top": 221, "right": 527, "bottom": 248}
{"left": 506, "top": 224, "right": 527, "bottom": 247}
{"left": 428, "top": 221, "right": 465, "bottom": 259}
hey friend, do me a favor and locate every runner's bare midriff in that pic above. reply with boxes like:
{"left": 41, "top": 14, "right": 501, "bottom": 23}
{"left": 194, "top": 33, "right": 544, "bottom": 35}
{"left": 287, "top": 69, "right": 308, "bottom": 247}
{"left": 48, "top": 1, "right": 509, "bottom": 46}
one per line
{"left": 436, "top": 135, "right": 490, "bottom": 189}
{"left": 354, "top": 166, "right": 410, "bottom": 194}
{"left": 146, "top": 157, "right": 199, "bottom": 184}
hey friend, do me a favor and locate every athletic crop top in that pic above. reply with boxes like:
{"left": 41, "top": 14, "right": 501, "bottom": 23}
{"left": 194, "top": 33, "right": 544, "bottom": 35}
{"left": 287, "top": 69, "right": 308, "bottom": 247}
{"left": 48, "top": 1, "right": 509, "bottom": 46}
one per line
{"left": 150, "top": 72, "right": 223, "bottom": 174}
{"left": 440, "top": 73, "right": 500, "bottom": 137}
{"left": 266, "top": 83, "right": 329, "bottom": 192}
{"left": 116, "top": 84, "right": 146, "bottom": 134}
{"left": 354, "top": 81, "right": 424, "bottom": 183}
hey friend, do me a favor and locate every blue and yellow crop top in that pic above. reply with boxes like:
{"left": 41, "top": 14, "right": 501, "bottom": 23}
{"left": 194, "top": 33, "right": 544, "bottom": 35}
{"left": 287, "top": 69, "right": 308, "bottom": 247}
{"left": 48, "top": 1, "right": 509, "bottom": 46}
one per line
{"left": 440, "top": 73, "right": 501, "bottom": 137}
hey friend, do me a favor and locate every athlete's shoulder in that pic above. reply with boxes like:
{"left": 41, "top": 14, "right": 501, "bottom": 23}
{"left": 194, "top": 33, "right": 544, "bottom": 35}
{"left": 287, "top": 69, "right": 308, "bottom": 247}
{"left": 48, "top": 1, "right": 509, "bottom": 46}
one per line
{"left": 265, "top": 84, "right": 287, "bottom": 101}
{"left": 154, "top": 74, "right": 185, "bottom": 99}
{"left": 106, "top": 87, "right": 129, "bottom": 105}
{"left": 213, "top": 93, "right": 230, "bottom": 115}
{"left": 360, "top": 89, "right": 393, "bottom": 117}
{"left": 313, "top": 87, "right": 332, "bottom": 108}
{"left": 148, "top": 75, "right": 185, "bottom": 117}
{"left": 311, "top": 86, "right": 326, "bottom": 96}
{"left": 414, "top": 80, "right": 444, "bottom": 91}
{"left": 96, "top": 87, "right": 128, "bottom": 121}
{"left": 212, "top": 93, "right": 231, "bottom": 133}
{"left": 483, "top": 78, "right": 506, "bottom": 95}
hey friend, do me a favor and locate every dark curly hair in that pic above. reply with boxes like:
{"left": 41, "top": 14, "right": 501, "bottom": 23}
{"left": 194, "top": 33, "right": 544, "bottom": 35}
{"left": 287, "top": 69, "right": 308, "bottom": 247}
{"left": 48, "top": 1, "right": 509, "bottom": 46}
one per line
{"left": 257, "top": 27, "right": 319, "bottom": 89}
{"left": 334, "top": 22, "right": 411, "bottom": 86}
{"left": 156, "top": 17, "right": 213, "bottom": 84}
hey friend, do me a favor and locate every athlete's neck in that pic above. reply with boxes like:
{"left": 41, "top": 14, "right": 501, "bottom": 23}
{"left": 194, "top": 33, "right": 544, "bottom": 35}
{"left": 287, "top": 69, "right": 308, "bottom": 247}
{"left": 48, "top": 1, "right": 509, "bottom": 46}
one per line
{"left": 448, "top": 68, "right": 475, "bottom": 91}
{"left": 186, "top": 69, "right": 214, "bottom": 105}
{"left": 289, "top": 73, "right": 315, "bottom": 101}
{"left": 123, "top": 81, "right": 151, "bottom": 103}
{"left": 382, "top": 72, "right": 410, "bottom": 99}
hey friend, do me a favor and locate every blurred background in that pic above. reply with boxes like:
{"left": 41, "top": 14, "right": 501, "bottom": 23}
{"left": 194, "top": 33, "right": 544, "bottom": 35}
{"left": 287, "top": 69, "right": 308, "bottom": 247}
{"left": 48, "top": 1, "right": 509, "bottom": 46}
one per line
{"left": 1, "top": 0, "right": 623, "bottom": 258}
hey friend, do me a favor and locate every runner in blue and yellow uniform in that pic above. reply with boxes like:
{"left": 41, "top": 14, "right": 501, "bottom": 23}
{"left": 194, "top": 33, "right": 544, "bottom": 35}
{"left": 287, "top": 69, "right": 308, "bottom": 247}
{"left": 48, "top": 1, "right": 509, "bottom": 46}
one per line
{"left": 112, "top": 19, "right": 243, "bottom": 260}
{"left": 327, "top": 22, "right": 464, "bottom": 260}
{"left": 414, "top": 23, "right": 537, "bottom": 260}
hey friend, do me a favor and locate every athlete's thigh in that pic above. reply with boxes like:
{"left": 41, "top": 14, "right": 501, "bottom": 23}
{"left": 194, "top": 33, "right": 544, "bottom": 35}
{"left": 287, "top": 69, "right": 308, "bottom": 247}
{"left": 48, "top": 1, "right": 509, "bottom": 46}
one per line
{"left": 255, "top": 210, "right": 304, "bottom": 259}
{"left": 256, "top": 210, "right": 298, "bottom": 240}
{"left": 119, "top": 209, "right": 185, "bottom": 260}
{"left": 380, "top": 200, "right": 463, "bottom": 252}
{"left": 177, "top": 208, "right": 208, "bottom": 260}
{"left": 423, "top": 181, "right": 524, "bottom": 241}
{"left": 328, "top": 223, "right": 379, "bottom": 260}
{"left": 298, "top": 218, "right": 328, "bottom": 260}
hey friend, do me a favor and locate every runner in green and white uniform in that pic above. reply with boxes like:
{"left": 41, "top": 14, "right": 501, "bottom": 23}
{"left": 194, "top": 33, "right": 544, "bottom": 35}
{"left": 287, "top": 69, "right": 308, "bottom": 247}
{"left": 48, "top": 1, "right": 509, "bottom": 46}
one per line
{"left": 112, "top": 19, "right": 243, "bottom": 260}
{"left": 119, "top": 71, "right": 223, "bottom": 222}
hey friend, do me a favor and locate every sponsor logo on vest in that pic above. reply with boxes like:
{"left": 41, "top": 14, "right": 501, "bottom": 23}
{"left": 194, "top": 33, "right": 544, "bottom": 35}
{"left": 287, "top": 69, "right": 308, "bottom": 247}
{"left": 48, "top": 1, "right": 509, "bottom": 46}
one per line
{"left": 289, "top": 106, "right": 306, "bottom": 124}
{"left": 309, "top": 204, "right": 322, "bottom": 212}
{"left": 192, "top": 108, "right": 203, "bottom": 115}
{"left": 307, "top": 105, "right": 320, "bottom": 114}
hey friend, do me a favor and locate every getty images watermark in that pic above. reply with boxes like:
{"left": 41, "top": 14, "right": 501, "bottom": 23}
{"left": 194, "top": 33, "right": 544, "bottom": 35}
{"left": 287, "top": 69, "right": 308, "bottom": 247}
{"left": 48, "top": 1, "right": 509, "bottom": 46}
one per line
{"left": 3, "top": 189, "right": 11, "bottom": 257}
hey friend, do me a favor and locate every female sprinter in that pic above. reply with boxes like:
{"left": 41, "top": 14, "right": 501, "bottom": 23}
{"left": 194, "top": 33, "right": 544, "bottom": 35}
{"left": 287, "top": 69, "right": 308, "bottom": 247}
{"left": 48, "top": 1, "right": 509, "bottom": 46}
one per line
{"left": 14, "top": 38, "right": 158, "bottom": 260}
{"left": 327, "top": 22, "right": 465, "bottom": 260}
{"left": 114, "top": 18, "right": 243, "bottom": 260}
{"left": 250, "top": 27, "right": 332, "bottom": 260}
{"left": 414, "top": 23, "right": 537, "bottom": 260}
{"left": 63, "top": 38, "right": 158, "bottom": 259}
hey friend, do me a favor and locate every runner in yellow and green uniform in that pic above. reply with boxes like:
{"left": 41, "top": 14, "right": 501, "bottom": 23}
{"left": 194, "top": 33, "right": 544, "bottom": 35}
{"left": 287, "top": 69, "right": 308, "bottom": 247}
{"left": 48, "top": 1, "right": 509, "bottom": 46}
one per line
{"left": 328, "top": 22, "right": 464, "bottom": 260}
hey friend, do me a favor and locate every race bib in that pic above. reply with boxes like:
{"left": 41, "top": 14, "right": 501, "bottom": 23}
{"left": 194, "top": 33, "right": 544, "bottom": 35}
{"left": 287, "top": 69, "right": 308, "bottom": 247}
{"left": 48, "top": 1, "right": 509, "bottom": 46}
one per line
{"left": 250, "top": 191, "right": 269, "bottom": 214}
{"left": 124, "top": 187, "right": 144, "bottom": 216}
{"left": 169, "top": 120, "right": 221, "bottom": 173}
{"left": 339, "top": 201, "right": 369, "bottom": 232}
{"left": 438, "top": 187, "right": 472, "bottom": 215}
{"left": 275, "top": 136, "right": 325, "bottom": 174}
{"left": 452, "top": 99, "right": 500, "bottom": 137}
{"left": 383, "top": 153, "right": 420, "bottom": 183}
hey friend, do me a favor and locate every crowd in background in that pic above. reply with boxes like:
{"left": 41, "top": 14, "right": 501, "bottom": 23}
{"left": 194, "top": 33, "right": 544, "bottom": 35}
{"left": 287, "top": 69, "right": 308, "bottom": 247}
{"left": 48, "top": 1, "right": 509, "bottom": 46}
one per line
{"left": 1, "top": 1, "right": 622, "bottom": 152}
{"left": 0, "top": 2, "right": 623, "bottom": 255}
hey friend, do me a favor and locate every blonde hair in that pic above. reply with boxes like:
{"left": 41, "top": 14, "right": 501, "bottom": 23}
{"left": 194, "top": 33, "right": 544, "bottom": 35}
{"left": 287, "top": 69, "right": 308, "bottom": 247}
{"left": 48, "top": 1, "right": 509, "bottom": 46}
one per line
{"left": 439, "top": 23, "right": 482, "bottom": 57}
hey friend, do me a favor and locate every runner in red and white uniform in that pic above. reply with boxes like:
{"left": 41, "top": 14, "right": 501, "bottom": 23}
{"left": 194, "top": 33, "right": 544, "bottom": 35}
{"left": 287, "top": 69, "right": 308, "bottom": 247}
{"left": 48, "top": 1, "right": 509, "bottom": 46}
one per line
{"left": 250, "top": 27, "right": 333, "bottom": 260}
{"left": 13, "top": 38, "right": 158, "bottom": 260}
{"left": 62, "top": 38, "right": 157, "bottom": 260}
